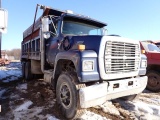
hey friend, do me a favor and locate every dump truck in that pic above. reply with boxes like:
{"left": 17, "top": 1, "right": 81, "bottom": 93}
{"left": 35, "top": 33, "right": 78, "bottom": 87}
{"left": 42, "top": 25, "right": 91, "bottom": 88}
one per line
{"left": 140, "top": 41, "right": 160, "bottom": 92}
{"left": 21, "top": 4, "right": 148, "bottom": 119}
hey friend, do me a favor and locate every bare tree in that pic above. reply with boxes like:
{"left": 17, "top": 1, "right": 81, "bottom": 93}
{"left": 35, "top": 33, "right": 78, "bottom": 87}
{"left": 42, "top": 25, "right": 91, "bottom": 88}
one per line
{"left": 6, "top": 48, "right": 21, "bottom": 60}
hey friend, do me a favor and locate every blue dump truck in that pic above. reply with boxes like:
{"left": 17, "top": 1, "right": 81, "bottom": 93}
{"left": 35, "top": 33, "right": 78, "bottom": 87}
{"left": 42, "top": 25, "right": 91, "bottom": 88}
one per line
{"left": 21, "top": 4, "right": 147, "bottom": 119}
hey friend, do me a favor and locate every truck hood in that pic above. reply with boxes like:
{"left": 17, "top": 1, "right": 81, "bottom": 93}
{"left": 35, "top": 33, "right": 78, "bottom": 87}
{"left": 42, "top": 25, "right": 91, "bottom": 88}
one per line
{"left": 69, "top": 35, "right": 102, "bottom": 54}
{"left": 149, "top": 52, "right": 160, "bottom": 60}
{"left": 151, "top": 52, "right": 160, "bottom": 60}
{"left": 68, "top": 35, "right": 140, "bottom": 54}
{"left": 146, "top": 52, "right": 160, "bottom": 65}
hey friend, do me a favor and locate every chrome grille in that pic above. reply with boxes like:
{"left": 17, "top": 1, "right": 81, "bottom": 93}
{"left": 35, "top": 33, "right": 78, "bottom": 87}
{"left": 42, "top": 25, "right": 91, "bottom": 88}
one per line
{"left": 104, "top": 41, "right": 140, "bottom": 74}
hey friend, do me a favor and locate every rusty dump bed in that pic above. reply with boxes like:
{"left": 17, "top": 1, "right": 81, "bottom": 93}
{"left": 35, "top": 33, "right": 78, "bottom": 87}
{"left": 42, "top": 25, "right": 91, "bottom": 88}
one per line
{"left": 23, "top": 17, "right": 41, "bottom": 43}
{"left": 22, "top": 16, "right": 42, "bottom": 60}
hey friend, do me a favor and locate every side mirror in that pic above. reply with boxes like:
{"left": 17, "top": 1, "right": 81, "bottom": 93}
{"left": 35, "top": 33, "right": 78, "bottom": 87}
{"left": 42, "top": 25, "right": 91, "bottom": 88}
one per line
{"left": 42, "top": 16, "right": 49, "bottom": 32}
{"left": 42, "top": 16, "right": 50, "bottom": 39}
{"left": 0, "top": 9, "right": 8, "bottom": 33}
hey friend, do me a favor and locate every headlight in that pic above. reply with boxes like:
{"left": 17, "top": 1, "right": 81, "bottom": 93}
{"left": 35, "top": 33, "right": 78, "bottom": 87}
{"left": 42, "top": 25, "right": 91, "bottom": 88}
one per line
{"left": 141, "top": 60, "right": 147, "bottom": 68}
{"left": 82, "top": 60, "right": 94, "bottom": 71}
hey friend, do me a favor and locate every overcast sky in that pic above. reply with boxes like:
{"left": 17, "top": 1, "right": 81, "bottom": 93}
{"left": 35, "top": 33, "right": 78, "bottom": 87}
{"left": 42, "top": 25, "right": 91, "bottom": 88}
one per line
{"left": 1, "top": 0, "right": 160, "bottom": 50}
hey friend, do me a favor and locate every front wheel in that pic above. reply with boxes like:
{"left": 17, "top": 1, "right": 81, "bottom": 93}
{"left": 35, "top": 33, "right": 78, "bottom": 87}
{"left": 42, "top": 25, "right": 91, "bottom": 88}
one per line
{"left": 56, "top": 73, "right": 85, "bottom": 119}
{"left": 147, "top": 71, "right": 160, "bottom": 92}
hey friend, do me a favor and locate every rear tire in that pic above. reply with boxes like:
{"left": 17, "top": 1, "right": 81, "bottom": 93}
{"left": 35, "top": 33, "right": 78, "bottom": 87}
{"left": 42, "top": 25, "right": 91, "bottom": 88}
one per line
{"left": 22, "top": 62, "right": 25, "bottom": 78}
{"left": 25, "top": 62, "right": 33, "bottom": 80}
{"left": 147, "top": 71, "right": 160, "bottom": 92}
{"left": 56, "top": 73, "right": 85, "bottom": 119}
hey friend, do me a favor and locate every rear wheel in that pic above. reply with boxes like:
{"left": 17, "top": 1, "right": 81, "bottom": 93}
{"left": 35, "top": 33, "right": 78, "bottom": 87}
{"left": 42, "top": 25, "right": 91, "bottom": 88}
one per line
{"left": 56, "top": 73, "right": 85, "bottom": 119}
{"left": 147, "top": 71, "right": 160, "bottom": 92}
{"left": 25, "top": 62, "right": 33, "bottom": 80}
{"left": 22, "top": 62, "right": 25, "bottom": 78}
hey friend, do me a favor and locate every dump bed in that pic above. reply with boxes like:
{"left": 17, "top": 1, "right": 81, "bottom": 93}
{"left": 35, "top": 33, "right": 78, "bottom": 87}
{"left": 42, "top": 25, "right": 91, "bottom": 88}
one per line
{"left": 22, "top": 7, "right": 66, "bottom": 43}
{"left": 21, "top": 17, "right": 42, "bottom": 60}
{"left": 21, "top": 7, "right": 65, "bottom": 60}
{"left": 23, "top": 17, "right": 41, "bottom": 43}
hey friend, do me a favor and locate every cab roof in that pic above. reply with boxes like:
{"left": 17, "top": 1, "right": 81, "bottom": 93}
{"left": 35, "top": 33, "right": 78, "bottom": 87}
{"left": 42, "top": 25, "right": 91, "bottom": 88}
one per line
{"left": 43, "top": 6, "right": 107, "bottom": 28}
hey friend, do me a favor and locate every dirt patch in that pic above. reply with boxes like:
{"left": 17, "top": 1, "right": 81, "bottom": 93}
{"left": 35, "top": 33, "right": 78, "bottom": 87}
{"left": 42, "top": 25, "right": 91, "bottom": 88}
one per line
{"left": 24, "top": 80, "right": 66, "bottom": 119}
{"left": 88, "top": 107, "right": 123, "bottom": 120}
{"left": 0, "top": 82, "right": 18, "bottom": 117}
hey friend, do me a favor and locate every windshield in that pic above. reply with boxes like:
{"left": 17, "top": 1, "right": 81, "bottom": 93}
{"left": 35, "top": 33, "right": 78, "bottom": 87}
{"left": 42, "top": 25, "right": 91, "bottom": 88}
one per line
{"left": 147, "top": 44, "right": 160, "bottom": 52}
{"left": 62, "top": 21, "right": 103, "bottom": 35}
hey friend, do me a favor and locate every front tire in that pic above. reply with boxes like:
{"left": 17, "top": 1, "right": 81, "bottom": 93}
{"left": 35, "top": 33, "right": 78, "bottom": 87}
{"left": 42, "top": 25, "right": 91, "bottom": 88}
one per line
{"left": 56, "top": 73, "right": 85, "bottom": 119}
{"left": 147, "top": 71, "right": 160, "bottom": 92}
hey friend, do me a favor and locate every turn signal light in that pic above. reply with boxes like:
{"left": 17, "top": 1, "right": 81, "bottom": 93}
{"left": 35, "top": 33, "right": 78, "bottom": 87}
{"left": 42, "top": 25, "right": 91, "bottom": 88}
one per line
{"left": 78, "top": 44, "right": 85, "bottom": 51}
{"left": 141, "top": 50, "right": 145, "bottom": 54}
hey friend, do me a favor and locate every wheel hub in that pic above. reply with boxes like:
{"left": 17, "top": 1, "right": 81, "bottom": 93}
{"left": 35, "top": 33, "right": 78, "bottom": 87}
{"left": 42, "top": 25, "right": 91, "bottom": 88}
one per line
{"left": 148, "top": 76, "right": 159, "bottom": 87}
{"left": 60, "top": 83, "right": 71, "bottom": 108}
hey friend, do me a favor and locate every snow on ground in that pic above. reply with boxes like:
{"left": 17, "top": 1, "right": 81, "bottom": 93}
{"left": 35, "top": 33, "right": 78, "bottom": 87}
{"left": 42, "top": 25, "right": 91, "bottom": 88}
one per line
{"left": 115, "top": 93, "right": 160, "bottom": 120}
{"left": 12, "top": 100, "right": 55, "bottom": 120}
{"left": 0, "top": 62, "right": 22, "bottom": 83}
{"left": 13, "top": 105, "right": 43, "bottom": 119}
{"left": 16, "top": 83, "right": 27, "bottom": 90}
{"left": 47, "top": 115, "right": 59, "bottom": 120}
{"left": 14, "top": 100, "right": 33, "bottom": 112}
{"left": 0, "top": 88, "right": 7, "bottom": 98}
{"left": 134, "top": 100, "right": 160, "bottom": 119}
{"left": 134, "top": 101, "right": 160, "bottom": 117}
{"left": 80, "top": 111, "right": 110, "bottom": 120}
{"left": 100, "top": 101, "right": 120, "bottom": 116}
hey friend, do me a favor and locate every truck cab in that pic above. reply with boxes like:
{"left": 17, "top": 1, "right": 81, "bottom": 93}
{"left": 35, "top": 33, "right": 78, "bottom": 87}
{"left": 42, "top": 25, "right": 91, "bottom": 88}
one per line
{"left": 21, "top": 5, "right": 148, "bottom": 119}
{"left": 44, "top": 11, "right": 107, "bottom": 68}
{"left": 140, "top": 41, "right": 160, "bottom": 92}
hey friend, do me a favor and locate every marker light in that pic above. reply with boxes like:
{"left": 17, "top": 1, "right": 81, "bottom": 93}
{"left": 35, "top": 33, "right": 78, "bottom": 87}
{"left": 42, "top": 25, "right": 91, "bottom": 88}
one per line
{"left": 141, "top": 50, "right": 145, "bottom": 54}
{"left": 78, "top": 44, "right": 85, "bottom": 51}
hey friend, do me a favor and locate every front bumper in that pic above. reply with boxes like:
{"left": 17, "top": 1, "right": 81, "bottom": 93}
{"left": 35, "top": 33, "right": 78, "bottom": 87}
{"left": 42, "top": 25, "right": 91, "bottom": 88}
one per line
{"left": 79, "top": 76, "right": 147, "bottom": 108}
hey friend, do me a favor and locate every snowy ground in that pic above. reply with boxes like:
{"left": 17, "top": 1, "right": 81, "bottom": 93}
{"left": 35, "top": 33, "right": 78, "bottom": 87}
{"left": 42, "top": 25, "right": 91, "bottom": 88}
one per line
{"left": 0, "top": 62, "right": 21, "bottom": 83}
{"left": 0, "top": 62, "right": 160, "bottom": 120}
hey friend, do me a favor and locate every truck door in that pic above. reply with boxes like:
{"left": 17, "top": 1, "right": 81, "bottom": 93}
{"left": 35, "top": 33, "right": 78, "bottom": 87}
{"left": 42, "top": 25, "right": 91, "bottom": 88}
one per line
{"left": 46, "top": 20, "right": 59, "bottom": 66}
